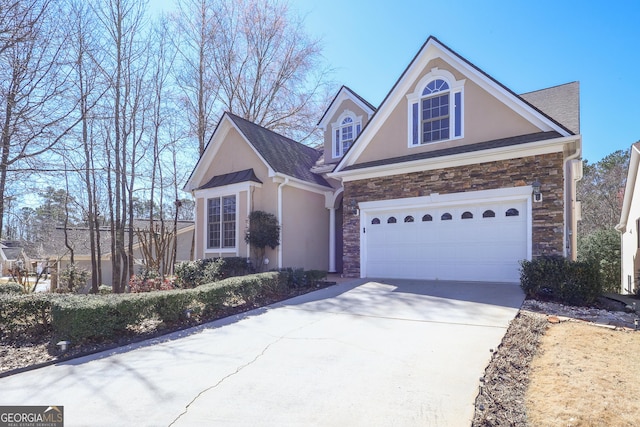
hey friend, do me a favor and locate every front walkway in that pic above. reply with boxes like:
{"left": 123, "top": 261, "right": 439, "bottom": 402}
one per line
{"left": 0, "top": 279, "right": 524, "bottom": 426}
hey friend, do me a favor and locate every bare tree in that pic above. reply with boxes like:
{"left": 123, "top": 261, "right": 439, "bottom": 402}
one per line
{"left": 0, "top": 0, "right": 80, "bottom": 238}
{"left": 211, "top": 0, "right": 331, "bottom": 142}
{"left": 170, "top": 0, "right": 219, "bottom": 155}
{"left": 93, "top": 0, "right": 149, "bottom": 292}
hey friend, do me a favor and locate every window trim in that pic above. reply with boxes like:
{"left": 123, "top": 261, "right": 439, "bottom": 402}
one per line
{"left": 406, "top": 68, "right": 465, "bottom": 147}
{"left": 331, "top": 110, "right": 363, "bottom": 158}
{"left": 207, "top": 195, "right": 237, "bottom": 250}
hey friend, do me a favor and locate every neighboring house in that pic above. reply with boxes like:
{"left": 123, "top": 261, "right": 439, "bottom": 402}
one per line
{"left": 41, "top": 220, "right": 194, "bottom": 287}
{"left": 184, "top": 36, "right": 582, "bottom": 283}
{"left": 617, "top": 142, "right": 640, "bottom": 294}
{"left": 1, "top": 241, "right": 28, "bottom": 276}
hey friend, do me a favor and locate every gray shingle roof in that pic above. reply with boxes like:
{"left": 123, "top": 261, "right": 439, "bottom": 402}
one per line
{"left": 197, "top": 169, "right": 262, "bottom": 190}
{"left": 227, "top": 113, "right": 331, "bottom": 188}
{"left": 520, "top": 82, "right": 580, "bottom": 135}
{"left": 341, "top": 131, "right": 562, "bottom": 171}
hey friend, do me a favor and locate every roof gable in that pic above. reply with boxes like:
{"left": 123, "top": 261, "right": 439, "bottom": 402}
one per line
{"left": 334, "top": 36, "right": 575, "bottom": 173}
{"left": 226, "top": 114, "right": 330, "bottom": 188}
{"left": 185, "top": 113, "right": 331, "bottom": 191}
{"left": 317, "top": 86, "right": 376, "bottom": 130}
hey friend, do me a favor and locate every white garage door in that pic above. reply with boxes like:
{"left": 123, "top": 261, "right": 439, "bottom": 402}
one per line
{"left": 362, "top": 195, "right": 529, "bottom": 283}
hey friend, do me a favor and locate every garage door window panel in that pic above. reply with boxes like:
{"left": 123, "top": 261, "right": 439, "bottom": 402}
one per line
{"left": 483, "top": 210, "right": 496, "bottom": 218}
{"left": 506, "top": 208, "right": 520, "bottom": 217}
{"left": 441, "top": 212, "right": 452, "bottom": 221}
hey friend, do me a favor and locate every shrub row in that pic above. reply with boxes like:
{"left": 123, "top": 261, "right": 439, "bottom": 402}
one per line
{"left": 520, "top": 256, "right": 602, "bottom": 306}
{"left": 0, "top": 272, "right": 290, "bottom": 343}
{"left": 174, "top": 257, "right": 251, "bottom": 288}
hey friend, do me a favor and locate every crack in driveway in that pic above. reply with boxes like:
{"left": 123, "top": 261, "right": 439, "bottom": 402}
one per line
{"left": 168, "top": 317, "right": 325, "bottom": 426}
{"left": 167, "top": 336, "right": 282, "bottom": 427}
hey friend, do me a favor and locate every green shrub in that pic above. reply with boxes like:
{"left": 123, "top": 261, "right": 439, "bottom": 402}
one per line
{"left": 175, "top": 257, "right": 251, "bottom": 288}
{"left": 578, "top": 228, "right": 620, "bottom": 293}
{"left": 279, "top": 268, "right": 327, "bottom": 288}
{"left": 149, "top": 290, "right": 195, "bottom": 324}
{"left": 0, "top": 282, "right": 24, "bottom": 294}
{"left": 98, "top": 285, "right": 112, "bottom": 295}
{"left": 58, "top": 263, "right": 91, "bottom": 293}
{"left": 520, "top": 256, "right": 602, "bottom": 306}
{"left": 0, "top": 293, "right": 54, "bottom": 335}
{"left": 51, "top": 294, "right": 149, "bottom": 342}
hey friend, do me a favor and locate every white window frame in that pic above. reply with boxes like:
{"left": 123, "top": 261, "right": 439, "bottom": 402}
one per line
{"left": 206, "top": 194, "right": 237, "bottom": 250}
{"left": 331, "top": 110, "right": 363, "bottom": 159}
{"left": 406, "top": 68, "right": 465, "bottom": 147}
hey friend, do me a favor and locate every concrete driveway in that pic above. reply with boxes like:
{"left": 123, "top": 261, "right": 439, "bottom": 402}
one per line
{"left": 0, "top": 279, "right": 524, "bottom": 426}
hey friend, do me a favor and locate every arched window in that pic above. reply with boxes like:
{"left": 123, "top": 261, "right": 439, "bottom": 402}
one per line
{"left": 422, "top": 214, "right": 433, "bottom": 222}
{"left": 482, "top": 210, "right": 496, "bottom": 218}
{"left": 404, "top": 215, "right": 414, "bottom": 223}
{"left": 371, "top": 218, "right": 380, "bottom": 225}
{"left": 332, "top": 111, "right": 362, "bottom": 158}
{"left": 461, "top": 211, "right": 473, "bottom": 219}
{"left": 506, "top": 208, "right": 520, "bottom": 217}
{"left": 408, "top": 70, "right": 464, "bottom": 146}
{"left": 387, "top": 216, "right": 397, "bottom": 224}
{"left": 441, "top": 212, "right": 452, "bottom": 221}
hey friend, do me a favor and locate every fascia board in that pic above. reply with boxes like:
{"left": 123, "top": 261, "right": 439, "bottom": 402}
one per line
{"left": 317, "top": 87, "right": 375, "bottom": 130}
{"left": 193, "top": 181, "right": 262, "bottom": 199}
{"left": 272, "top": 173, "right": 333, "bottom": 195}
{"left": 330, "top": 135, "right": 578, "bottom": 183}
{"left": 184, "top": 115, "right": 275, "bottom": 192}
{"left": 617, "top": 145, "right": 640, "bottom": 232}
{"left": 335, "top": 38, "right": 571, "bottom": 173}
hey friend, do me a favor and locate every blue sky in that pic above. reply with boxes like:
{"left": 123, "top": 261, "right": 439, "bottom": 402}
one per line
{"left": 156, "top": 0, "right": 640, "bottom": 163}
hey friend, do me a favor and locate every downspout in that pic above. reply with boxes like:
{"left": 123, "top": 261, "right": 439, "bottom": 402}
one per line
{"left": 563, "top": 138, "right": 582, "bottom": 260}
{"left": 277, "top": 177, "right": 290, "bottom": 269}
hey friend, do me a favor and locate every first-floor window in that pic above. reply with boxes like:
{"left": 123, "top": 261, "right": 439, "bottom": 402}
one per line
{"left": 208, "top": 195, "right": 236, "bottom": 248}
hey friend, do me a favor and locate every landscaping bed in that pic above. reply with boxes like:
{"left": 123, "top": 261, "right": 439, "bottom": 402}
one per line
{"left": 1, "top": 273, "right": 334, "bottom": 377}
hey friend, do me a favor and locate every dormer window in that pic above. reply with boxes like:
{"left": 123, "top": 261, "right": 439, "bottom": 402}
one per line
{"left": 407, "top": 68, "right": 464, "bottom": 146}
{"left": 332, "top": 110, "right": 362, "bottom": 158}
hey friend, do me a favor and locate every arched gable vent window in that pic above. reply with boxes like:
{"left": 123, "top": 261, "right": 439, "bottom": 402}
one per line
{"left": 422, "top": 214, "right": 433, "bottom": 222}
{"left": 441, "top": 212, "right": 452, "bottom": 221}
{"left": 404, "top": 216, "right": 414, "bottom": 223}
{"left": 482, "top": 210, "right": 496, "bottom": 218}
{"left": 371, "top": 218, "right": 381, "bottom": 225}
{"left": 408, "top": 69, "right": 464, "bottom": 146}
{"left": 387, "top": 216, "right": 397, "bottom": 224}
{"left": 461, "top": 211, "right": 473, "bottom": 219}
{"left": 332, "top": 111, "right": 362, "bottom": 158}
{"left": 506, "top": 208, "right": 520, "bottom": 217}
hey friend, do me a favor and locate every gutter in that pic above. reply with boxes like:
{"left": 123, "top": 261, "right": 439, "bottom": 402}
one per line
{"left": 276, "top": 177, "right": 290, "bottom": 269}
{"left": 563, "top": 137, "right": 582, "bottom": 259}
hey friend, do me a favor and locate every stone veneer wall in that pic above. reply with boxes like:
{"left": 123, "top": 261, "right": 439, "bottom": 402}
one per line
{"left": 342, "top": 152, "right": 565, "bottom": 278}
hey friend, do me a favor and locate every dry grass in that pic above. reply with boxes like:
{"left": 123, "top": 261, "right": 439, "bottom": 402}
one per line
{"left": 526, "top": 321, "right": 640, "bottom": 427}
{"left": 473, "top": 302, "right": 640, "bottom": 427}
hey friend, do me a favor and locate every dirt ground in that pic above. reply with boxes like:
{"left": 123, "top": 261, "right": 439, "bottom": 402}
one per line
{"left": 526, "top": 321, "right": 640, "bottom": 427}
{"left": 473, "top": 298, "right": 640, "bottom": 427}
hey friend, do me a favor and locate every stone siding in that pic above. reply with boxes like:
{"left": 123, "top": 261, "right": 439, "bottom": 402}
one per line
{"left": 342, "top": 152, "right": 565, "bottom": 277}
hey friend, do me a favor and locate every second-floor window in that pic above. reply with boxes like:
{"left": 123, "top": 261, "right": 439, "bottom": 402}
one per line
{"left": 332, "top": 111, "right": 362, "bottom": 158}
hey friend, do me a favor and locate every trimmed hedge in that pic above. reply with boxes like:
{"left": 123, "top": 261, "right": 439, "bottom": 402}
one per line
{"left": 520, "top": 256, "right": 602, "bottom": 306}
{"left": 0, "top": 293, "right": 54, "bottom": 336}
{"left": 1, "top": 271, "right": 314, "bottom": 344}
{"left": 0, "top": 282, "right": 24, "bottom": 294}
{"left": 174, "top": 257, "right": 252, "bottom": 288}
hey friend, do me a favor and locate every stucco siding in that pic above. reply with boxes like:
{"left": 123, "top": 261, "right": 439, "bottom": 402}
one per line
{"left": 281, "top": 185, "right": 329, "bottom": 270}
{"left": 323, "top": 98, "right": 373, "bottom": 165}
{"left": 355, "top": 58, "right": 541, "bottom": 165}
